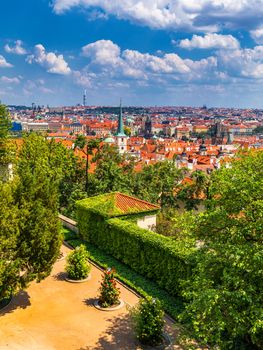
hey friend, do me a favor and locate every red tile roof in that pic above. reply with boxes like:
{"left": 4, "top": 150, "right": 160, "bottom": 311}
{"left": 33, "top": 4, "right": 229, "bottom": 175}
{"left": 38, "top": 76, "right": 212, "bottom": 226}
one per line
{"left": 115, "top": 192, "right": 160, "bottom": 213}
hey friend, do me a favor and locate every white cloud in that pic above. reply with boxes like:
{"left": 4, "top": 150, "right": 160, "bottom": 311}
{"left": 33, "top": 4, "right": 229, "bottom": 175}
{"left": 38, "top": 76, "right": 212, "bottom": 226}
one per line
{"left": 0, "top": 55, "right": 13, "bottom": 68}
{"left": 52, "top": 0, "right": 263, "bottom": 32}
{"left": 250, "top": 27, "right": 263, "bottom": 44}
{"left": 72, "top": 70, "right": 93, "bottom": 87}
{"left": 39, "top": 87, "right": 54, "bottom": 94}
{"left": 217, "top": 46, "right": 263, "bottom": 79}
{"left": 5, "top": 40, "right": 27, "bottom": 55}
{"left": 27, "top": 44, "right": 71, "bottom": 75}
{"left": 179, "top": 33, "right": 240, "bottom": 50}
{"left": 80, "top": 39, "right": 218, "bottom": 85}
{"left": 0, "top": 76, "right": 20, "bottom": 84}
{"left": 82, "top": 40, "right": 121, "bottom": 65}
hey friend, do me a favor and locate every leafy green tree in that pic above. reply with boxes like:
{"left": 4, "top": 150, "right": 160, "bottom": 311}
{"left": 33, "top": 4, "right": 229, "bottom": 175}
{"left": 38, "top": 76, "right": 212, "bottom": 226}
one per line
{"left": 0, "top": 180, "right": 22, "bottom": 301}
{"left": 176, "top": 170, "right": 210, "bottom": 210}
{"left": 90, "top": 144, "right": 135, "bottom": 195}
{"left": 181, "top": 151, "right": 263, "bottom": 349}
{"left": 131, "top": 296, "right": 165, "bottom": 346}
{"left": 156, "top": 208, "right": 196, "bottom": 241}
{"left": 134, "top": 161, "right": 185, "bottom": 206}
{"left": 0, "top": 104, "right": 15, "bottom": 169}
{"left": 74, "top": 135, "right": 101, "bottom": 193}
{"left": 15, "top": 134, "right": 65, "bottom": 283}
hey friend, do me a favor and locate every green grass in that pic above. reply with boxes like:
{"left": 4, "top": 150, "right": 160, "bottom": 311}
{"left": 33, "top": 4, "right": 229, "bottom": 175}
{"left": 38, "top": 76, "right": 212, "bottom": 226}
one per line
{"left": 62, "top": 227, "right": 184, "bottom": 320}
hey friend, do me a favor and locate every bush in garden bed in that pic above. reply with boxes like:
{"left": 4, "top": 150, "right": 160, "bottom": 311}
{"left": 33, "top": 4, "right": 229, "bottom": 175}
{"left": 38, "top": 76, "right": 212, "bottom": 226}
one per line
{"left": 131, "top": 296, "right": 165, "bottom": 346}
{"left": 66, "top": 244, "right": 90, "bottom": 280}
{"left": 99, "top": 268, "right": 120, "bottom": 307}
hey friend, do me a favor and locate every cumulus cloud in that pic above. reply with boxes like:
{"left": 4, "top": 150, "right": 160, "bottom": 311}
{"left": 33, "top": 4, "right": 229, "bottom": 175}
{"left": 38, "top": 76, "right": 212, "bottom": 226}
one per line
{"left": 0, "top": 55, "right": 13, "bottom": 68}
{"left": 52, "top": 0, "right": 263, "bottom": 32}
{"left": 179, "top": 33, "right": 240, "bottom": 50}
{"left": 27, "top": 44, "right": 71, "bottom": 75}
{"left": 82, "top": 40, "right": 121, "bottom": 65}
{"left": 80, "top": 39, "right": 219, "bottom": 85}
{"left": 0, "top": 76, "right": 20, "bottom": 84}
{"left": 217, "top": 46, "right": 263, "bottom": 79}
{"left": 5, "top": 40, "right": 27, "bottom": 55}
{"left": 250, "top": 27, "right": 263, "bottom": 44}
{"left": 78, "top": 39, "right": 263, "bottom": 95}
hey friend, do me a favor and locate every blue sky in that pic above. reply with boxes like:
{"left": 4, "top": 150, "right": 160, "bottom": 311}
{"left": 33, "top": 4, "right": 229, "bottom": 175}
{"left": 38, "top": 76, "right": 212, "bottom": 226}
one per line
{"left": 1, "top": 0, "right": 263, "bottom": 107}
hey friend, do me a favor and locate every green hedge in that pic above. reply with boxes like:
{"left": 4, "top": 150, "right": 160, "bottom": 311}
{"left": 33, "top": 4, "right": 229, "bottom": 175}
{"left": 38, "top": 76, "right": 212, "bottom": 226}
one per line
{"left": 76, "top": 202, "right": 194, "bottom": 297}
{"left": 62, "top": 229, "right": 184, "bottom": 320}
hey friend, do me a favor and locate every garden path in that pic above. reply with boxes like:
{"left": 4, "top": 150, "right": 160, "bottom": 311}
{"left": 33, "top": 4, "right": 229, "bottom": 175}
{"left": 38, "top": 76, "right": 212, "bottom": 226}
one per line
{"left": 0, "top": 244, "right": 184, "bottom": 350}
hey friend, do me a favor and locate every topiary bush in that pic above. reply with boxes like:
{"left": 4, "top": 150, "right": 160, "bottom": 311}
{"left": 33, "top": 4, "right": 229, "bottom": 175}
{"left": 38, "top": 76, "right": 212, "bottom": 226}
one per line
{"left": 131, "top": 296, "right": 165, "bottom": 346}
{"left": 99, "top": 268, "right": 120, "bottom": 307}
{"left": 66, "top": 244, "right": 91, "bottom": 280}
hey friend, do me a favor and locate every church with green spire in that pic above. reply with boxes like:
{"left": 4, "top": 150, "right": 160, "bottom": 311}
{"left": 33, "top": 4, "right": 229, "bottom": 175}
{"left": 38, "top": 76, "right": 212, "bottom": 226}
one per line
{"left": 115, "top": 99, "right": 127, "bottom": 154}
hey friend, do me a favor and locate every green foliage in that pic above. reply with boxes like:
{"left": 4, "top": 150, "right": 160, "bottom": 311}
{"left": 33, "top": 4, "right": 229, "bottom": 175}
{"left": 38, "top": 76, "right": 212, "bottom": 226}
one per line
{"left": 66, "top": 244, "right": 90, "bottom": 280}
{"left": 89, "top": 144, "right": 135, "bottom": 195}
{"left": 62, "top": 228, "right": 184, "bottom": 320}
{"left": 131, "top": 296, "right": 165, "bottom": 346}
{"left": 76, "top": 200, "right": 194, "bottom": 297}
{"left": 15, "top": 134, "right": 63, "bottom": 282}
{"left": 181, "top": 151, "right": 263, "bottom": 349}
{"left": 0, "top": 181, "right": 21, "bottom": 300}
{"left": 156, "top": 209, "right": 196, "bottom": 241}
{"left": 74, "top": 135, "right": 101, "bottom": 193}
{"left": 0, "top": 133, "right": 70, "bottom": 301}
{"left": 99, "top": 268, "right": 120, "bottom": 307}
{"left": 176, "top": 170, "right": 209, "bottom": 210}
{"left": 0, "top": 104, "right": 15, "bottom": 165}
{"left": 134, "top": 160, "right": 186, "bottom": 206}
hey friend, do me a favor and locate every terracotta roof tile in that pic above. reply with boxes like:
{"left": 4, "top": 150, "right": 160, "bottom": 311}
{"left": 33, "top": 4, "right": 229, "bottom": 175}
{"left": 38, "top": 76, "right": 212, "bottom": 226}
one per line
{"left": 115, "top": 192, "right": 160, "bottom": 213}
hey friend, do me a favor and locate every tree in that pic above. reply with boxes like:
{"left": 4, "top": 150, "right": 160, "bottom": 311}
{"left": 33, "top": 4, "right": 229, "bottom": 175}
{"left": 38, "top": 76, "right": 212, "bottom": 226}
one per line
{"left": 134, "top": 161, "right": 185, "bottom": 206}
{"left": 0, "top": 104, "right": 11, "bottom": 158}
{"left": 131, "top": 296, "right": 165, "bottom": 346}
{"left": 0, "top": 180, "right": 21, "bottom": 301}
{"left": 14, "top": 134, "right": 66, "bottom": 284}
{"left": 74, "top": 135, "right": 101, "bottom": 193}
{"left": 177, "top": 170, "right": 210, "bottom": 210}
{"left": 0, "top": 104, "right": 15, "bottom": 172}
{"left": 90, "top": 144, "right": 135, "bottom": 195}
{"left": 124, "top": 126, "right": 131, "bottom": 136}
{"left": 156, "top": 208, "right": 196, "bottom": 241}
{"left": 181, "top": 151, "right": 263, "bottom": 349}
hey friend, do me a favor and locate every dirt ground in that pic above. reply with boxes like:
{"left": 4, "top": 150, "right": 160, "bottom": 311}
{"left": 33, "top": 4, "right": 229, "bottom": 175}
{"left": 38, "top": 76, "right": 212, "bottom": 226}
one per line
{"left": 0, "top": 244, "right": 183, "bottom": 350}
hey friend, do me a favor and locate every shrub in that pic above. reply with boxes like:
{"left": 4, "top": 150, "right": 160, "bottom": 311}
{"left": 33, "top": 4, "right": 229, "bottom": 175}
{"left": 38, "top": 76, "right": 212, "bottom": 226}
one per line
{"left": 66, "top": 245, "right": 90, "bottom": 280}
{"left": 99, "top": 268, "right": 120, "bottom": 307}
{"left": 131, "top": 296, "right": 165, "bottom": 346}
{"left": 77, "top": 198, "right": 194, "bottom": 297}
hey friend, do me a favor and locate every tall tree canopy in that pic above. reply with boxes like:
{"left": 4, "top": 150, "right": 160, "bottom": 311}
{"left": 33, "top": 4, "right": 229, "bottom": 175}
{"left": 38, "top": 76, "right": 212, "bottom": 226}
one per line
{"left": 181, "top": 151, "right": 263, "bottom": 349}
{"left": 0, "top": 104, "right": 14, "bottom": 165}
{"left": 0, "top": 133, "right": 79, "bottom": 300}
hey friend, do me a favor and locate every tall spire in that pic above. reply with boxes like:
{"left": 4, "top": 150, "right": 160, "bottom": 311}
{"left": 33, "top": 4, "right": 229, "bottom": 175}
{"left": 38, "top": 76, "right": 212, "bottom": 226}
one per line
{"left": 116, "top": 98, "right": 125, "bottom": 136}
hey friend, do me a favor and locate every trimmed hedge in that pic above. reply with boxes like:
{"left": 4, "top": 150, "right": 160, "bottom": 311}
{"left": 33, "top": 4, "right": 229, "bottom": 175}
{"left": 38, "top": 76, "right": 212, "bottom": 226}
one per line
{"left": 63, "top": 230, "right": 184, "bottom": 320}
{"left": 76, "top": 201, "right": 194, "bottom": 297}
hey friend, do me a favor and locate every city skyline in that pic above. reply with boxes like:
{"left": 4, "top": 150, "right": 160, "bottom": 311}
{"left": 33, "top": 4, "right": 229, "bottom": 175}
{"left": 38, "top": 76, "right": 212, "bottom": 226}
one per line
{"left": 2, "top": 1, "right": 263, "bottom": 108}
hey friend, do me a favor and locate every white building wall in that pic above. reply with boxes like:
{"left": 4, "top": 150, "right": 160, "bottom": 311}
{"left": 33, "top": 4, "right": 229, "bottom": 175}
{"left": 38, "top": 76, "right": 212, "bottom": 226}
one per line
{"left": 137, "top": 214, "right": 156, "bottom": 230}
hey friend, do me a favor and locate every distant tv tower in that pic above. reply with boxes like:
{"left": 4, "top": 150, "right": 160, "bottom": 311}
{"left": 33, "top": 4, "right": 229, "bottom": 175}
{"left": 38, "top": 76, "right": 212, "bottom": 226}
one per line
{"left": 83, "top": 89, "right": 87, "bottom": 106}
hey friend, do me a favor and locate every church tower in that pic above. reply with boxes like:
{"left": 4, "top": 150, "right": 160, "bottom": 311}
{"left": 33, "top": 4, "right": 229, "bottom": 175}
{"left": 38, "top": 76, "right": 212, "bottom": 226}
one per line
{"left": 116, "top": 99, "right": 127, "bottom": 154}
